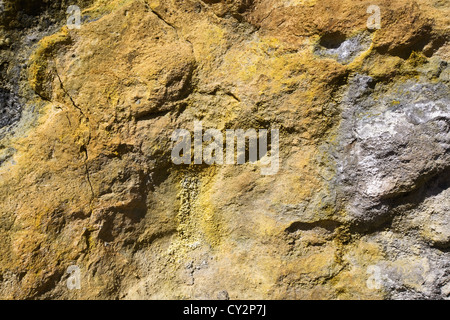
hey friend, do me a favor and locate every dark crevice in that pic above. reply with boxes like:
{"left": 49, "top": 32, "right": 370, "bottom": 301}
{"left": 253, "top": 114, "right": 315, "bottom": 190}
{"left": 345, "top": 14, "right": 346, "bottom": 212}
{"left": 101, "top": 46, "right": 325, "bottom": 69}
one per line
{"left": 147, "top": 4, "right": 178, "bottom": 34}
{"left": 200, "top": 87, "right": 241, "bottom": 102}
{"left": 285, "top": 220, "right": 342, "bottom": 233}
{"left": 381, "top": 165, "right": 450, "bottom": 207}
{"left": 375, "top": 25, "right": 447, "bottom": 59}
{"left": 54, "top": 67, "right": 87, "bottom": 119}
{"left": 319, "top": 31, "right": 347, "bottom": 49}
{"left": 135, "top": 109, "right": 171, "bottom": 122}
{"left": 80, "top": 144, "right": 94, "bottom": 200}
{"left": 349, "top": 214, "right": 395, "bottom": 235}
{"left": 175, "top": 101, "right": 188, "bottom": 117}
{"left": 432, "top": 245, "right": 450, "bottom": 253}
{"left": 259, "top": 7, "right": 276, "bottom": 25}
{"left": 423, "top": 35, "right": 447, "bottom": 57}
{"left": 27, "top": 268, "right": 64, "bottom": 299}
{"left": 55, "top": 65, "right": 94, "bottom": 201}
{"left": 225, "top": 91, "right": 241, "bottom": 102}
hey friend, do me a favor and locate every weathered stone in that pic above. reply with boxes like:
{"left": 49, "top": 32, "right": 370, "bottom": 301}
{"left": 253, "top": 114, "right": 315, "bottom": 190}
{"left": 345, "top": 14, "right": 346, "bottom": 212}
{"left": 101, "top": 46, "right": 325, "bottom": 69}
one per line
{"left": 0, "top": 0, "right": 449, "bottom": 300}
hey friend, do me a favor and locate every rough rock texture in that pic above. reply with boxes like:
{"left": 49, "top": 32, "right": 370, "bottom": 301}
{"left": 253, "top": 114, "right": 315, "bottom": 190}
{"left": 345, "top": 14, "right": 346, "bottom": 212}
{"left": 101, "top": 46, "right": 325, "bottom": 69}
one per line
{"left": 0, "top": 0, "right": 449, "bottom": 299}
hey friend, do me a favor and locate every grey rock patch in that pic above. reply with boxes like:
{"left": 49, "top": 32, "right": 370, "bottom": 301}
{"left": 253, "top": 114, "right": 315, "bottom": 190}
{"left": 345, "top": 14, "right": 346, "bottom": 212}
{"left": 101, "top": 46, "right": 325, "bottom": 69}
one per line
{"left": 331, "top": 69, "right": 450, "bottom": 299}
{"left": 335, "top": 74, "right": 450, "bottom": 226}
{"left": 365, "top": 232, "right": 450, "bottom": 299}
{"left": 0, "top": 88, "right": 21, "bottom": 129}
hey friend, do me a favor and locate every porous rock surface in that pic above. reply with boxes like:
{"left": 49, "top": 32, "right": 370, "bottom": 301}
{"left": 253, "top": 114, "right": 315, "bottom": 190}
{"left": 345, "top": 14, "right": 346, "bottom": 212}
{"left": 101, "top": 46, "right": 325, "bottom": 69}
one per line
{"left": 0, "top": 0, "right": 449, "bottom": 299}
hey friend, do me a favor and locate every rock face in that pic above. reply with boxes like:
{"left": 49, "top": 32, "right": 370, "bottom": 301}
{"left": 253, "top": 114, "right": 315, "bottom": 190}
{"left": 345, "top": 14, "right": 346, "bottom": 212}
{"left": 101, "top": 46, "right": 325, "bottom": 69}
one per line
{"left": 0, "top": 0, "right": 449, "bottom": 300}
